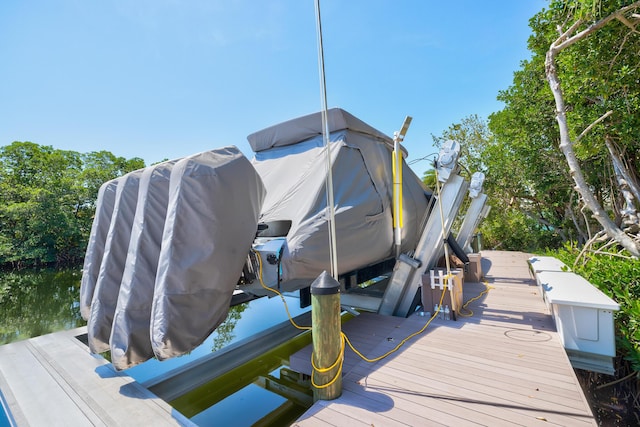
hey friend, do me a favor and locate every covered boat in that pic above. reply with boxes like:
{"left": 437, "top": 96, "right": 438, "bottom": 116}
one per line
{"left": 244, "top": 108, "right": 429, "bottom": 292}
{"left": 80, "top": 109, "right": 432, "bottom": 368}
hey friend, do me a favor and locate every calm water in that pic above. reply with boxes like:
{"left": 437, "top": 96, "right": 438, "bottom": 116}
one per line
{"left": 0, "top": 268, "right": 313, "bottom": 425}
{"left": 0, "top": 268, "right": 85, "bottom": 344}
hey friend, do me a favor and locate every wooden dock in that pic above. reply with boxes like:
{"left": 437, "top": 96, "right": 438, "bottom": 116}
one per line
{"left": 0, "top": 327, "right": 195, "bottom": 426}
{"left": 291, "top": 250, "right": 596, "bottom": 426}
{"left": 0, "top": 250, "right": 597, "bottom": 426}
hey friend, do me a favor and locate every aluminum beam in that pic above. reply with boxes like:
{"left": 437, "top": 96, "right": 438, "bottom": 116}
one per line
{"left": 378, "top": 174, "right": 468, "bottom": 317}
{"left": 456, "top": 193, "right": 488, "bottom": 253}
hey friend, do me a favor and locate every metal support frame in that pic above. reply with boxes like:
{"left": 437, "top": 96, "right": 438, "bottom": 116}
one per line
{"left": 378, "top": 173, "right": 469, "bottom": 317}
{"left": 456, "top": 193, "right": 488, "bottom": 253}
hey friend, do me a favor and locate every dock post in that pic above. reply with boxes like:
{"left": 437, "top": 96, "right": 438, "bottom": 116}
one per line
{"left": 310, "top": 271, "right": 342, "bottom": 401}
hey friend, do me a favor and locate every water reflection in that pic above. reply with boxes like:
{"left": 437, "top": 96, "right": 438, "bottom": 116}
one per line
{"left": 0, "top": 268, "right": 311, "bottom": 388}
{"left": 126, "top": 294, "right": 310, "bottom": 384}
{"left": 211, "top": 303, "right": 248, "bottom": 352}
{"left": 0, "top": 269, "right": 313, "bottom": 425}
{"left": 0, "top": 268, "right": 86, "bottom": 345}
{"left": 0, "top": 268, "right": 308, "bottom": 357}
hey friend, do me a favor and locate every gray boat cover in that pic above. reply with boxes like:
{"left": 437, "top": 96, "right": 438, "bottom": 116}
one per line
{"left": 110, "top": 160, "right": 177, "bottom": 370}
{"left": 150, "top": 147, "right": 265, "bottom": 360}
{"left": 249, "top": 108, "right": 428, "bottom": 284}
{"left": 79, "top": 178, "right": 119, "bottom": 320}
{"left": 79, "top": 110, "right": 428, "bottom": 365}
{"left": 87, "top": 169, "right": 143, "bottom": 354}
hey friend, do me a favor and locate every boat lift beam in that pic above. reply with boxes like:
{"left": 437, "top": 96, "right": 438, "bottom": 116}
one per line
{"left": 456, "top": 193, "right": 488, "bottom": 253}
{"left": 378, "top": 172, "right": 468, "bottom": 317}
{"left": 456, "top": 172, "right": 488, "bottom": 253}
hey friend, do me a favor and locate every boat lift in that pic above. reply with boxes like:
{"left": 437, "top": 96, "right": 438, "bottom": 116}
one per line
{"left": 340, "top": 140, "right": 473, "bottom": 317}
{"left": 80, "top": 110, "right": 488, "bottom": 369}
{"left": 241, "top": 137, "right": 478, "bottom": 319}
{"left": 456, "top": 172, "right": 490, "bottom": 253}
{"left": 377, "top": 141, "right": 468, "bottom": 317}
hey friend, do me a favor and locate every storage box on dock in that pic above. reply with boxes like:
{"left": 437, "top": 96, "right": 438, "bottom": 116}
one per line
{"left": 527, "top": 256, "right": 570, "bottom": 300}
{"left": 537, "top": 270, "right": 619, "bottom": 375}
{"left": 421, "top": 268, "right": 464, "bottom": 320}
{"left": 465, "top": 253, "right": 482, "bottom": 282}
{"left": 527, "top": 256, "right": 569, "bottom": 275}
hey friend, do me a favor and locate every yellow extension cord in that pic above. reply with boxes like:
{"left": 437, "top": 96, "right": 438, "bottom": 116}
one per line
{"left": 253, "top": 249, "right": 491, "bottom": 389}
{"left": 251, "top": 173, "right": 492, "bottom": 389}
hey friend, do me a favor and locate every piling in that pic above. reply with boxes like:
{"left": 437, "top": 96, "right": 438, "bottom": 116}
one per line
{"left": 310, "top": 271, "right": 342, "bottom": 401}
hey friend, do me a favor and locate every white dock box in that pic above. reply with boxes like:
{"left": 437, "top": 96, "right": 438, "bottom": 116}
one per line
{"left": 527, "top": 256, "right": 569, "bottom": 273}
{"left": 527, "top": 256, "right": 570, "bottom": 300}
{"left": 537, "top": 270, "right": 619, "bottom": 374}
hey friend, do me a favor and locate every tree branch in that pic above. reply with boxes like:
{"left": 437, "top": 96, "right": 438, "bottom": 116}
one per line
{"left": 553, "top": 20, "right": 584, "bottom": 47}
{"left": 616, "top": 15, "right": 640, "bottom": 33}
{"left": 575, "top": 110, "right": 613, "bottom": 143}
{"left": 551, "top": 2, "right": 640, "bottom": 52}
{"left": 606, "top": 136, "right": 640, "bottom": 204}
{"left": 545, "top": 4, "right": 640, "bottom": 258}
{"left": 567, "top": 192, "right": 588, "bottom": 244}
{"left": 574, "top": 230, "right": 606, "bottom": 268}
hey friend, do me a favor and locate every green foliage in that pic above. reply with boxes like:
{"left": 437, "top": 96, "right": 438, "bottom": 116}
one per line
{"left": 551, "top": 245, "right": 640, "bottom": 370}
{"left": 0, "top": 141, "right": 145, "bottom": 268}
{"left": 533, "top": 1, "right": 640, "bottom": 189}
{"left": 481, "top": 0, "right": 640, "bottom": 249}
{"left": 482, "top": 205, "right": 564, "bottom": 252}
{"left": 426, "top": 113, "right": 567, "bottom": 251}
{"left": 421, "top": 169, "right": 437, "bottom": 189}
{"left": 210, "top": 303, "right": 249, "bottom": 352}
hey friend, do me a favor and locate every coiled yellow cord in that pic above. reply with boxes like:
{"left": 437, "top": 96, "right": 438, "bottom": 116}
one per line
{"left": 253, "top": 249, "right": 311, "bottom": 331}
{"left": 310, "top": 333, "right": 345, "bottom": 389}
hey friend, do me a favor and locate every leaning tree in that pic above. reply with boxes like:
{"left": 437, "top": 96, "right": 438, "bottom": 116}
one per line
{"left": 545, "top": 0, "right": 640, "bottom": 257}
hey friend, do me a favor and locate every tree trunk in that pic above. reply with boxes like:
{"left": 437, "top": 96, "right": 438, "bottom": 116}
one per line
{"left": 605, "top": 136, "right": 640, "bottom": 206}
{"left": 544, "top": 3, "right": 640, "bottom": 257}
{"left": 566, "top": 193, "right": 588, "bottom": 244}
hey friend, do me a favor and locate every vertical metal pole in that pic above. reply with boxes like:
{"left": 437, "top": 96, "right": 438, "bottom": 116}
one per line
{"left": 314, "top": 0, "right": 338, "bottom": 280}
{"left": 393, "top": 138, "right": 403, "bottom": 257}
{"left": 313, "top": 0, "right": 342, "bottom": 401}
{"left": 392, "top": 116, "right": 411, "bottom": 257}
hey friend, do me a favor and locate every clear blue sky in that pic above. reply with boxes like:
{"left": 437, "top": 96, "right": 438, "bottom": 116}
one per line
{"left": 0, "top": 1, "right": 547, "bottom": 176}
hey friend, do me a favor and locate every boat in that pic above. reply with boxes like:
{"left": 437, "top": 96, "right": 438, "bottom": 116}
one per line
{"left": 79, "top": 108, "right": 481, "bottom": 370}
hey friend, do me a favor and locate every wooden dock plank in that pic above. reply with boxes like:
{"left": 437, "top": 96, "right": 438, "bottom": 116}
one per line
{"left": 341, "top": 375, "right": 517, "bottom": 427}
{"left": 390, "top": 346, "right": 590, "bottom": 408}
{"left": 403, "top": 344, "right": 579, "bottom": 390}
{"left": 343, "top": 368, "right": 581, "bottom": 427}
{"left": 352, "top": 355, "right": 592, "bottom": 424}
{"left": 0, "top": 327, "right": 195, "bottom": 426}
{"left": 0, "top": 339, "right": 98, "bottom": 426}
{"left": 310, "top": 393, "right": 414, "bottom": 427}
{"left": 301, "top": 402, "right": 371, "bottom": 426}
{"left": 293, "top": 251, "right": 596, "bottom": 426}
{"left": 410, "top": 329, "right": 571, "bottom": 373}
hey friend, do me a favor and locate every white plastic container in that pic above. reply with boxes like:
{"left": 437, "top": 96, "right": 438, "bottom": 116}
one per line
{"left": 527, "top": 256, "right": 570, "bottom": 300}
{"left": 537, "top": 270, "right": 619, "bottom": 374}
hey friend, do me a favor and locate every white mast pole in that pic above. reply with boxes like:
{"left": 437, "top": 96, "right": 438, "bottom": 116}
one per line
{"left": 314, "top": 0, "right": 339, "bottom": 280}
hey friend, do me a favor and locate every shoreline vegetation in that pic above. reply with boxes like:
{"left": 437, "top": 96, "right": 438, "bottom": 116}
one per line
{"left": 0, "top": 141, "right": 145, "bottom": 270}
